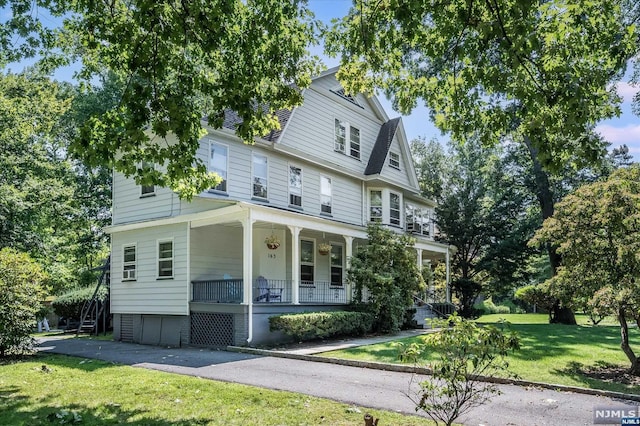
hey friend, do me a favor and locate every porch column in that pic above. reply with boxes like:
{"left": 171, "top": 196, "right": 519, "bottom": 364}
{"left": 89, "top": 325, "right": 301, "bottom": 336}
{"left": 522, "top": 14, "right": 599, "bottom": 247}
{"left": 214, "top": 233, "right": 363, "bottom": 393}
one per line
{"left": 445, "top": 247, "right": 451, "bottom": 303}
{"left": 416, "top": 248, "right": 423, "bottom": 271}
{"left": 242, "top": 214, "right": 255, "bottom": 305}
{"left": 344, "top": 236, "right": 353, "bottom": 268}
{"left": 288, "top": 226, "right": 301, "bottom": 304}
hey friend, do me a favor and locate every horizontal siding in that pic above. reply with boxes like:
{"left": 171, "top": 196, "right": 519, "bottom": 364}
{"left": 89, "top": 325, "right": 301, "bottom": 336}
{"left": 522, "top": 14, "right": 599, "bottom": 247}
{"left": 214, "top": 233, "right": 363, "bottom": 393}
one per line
{"left": 378, "top": 135, "right": 414, "bottom": 189}
{"left": 111, "top": 223, "right": 189, "bottom": 315}
{"left": 112, "top": 171, "right": 179, "bottom": 225}
{"left": 190, "top": 225, "right": 243, "bottom": 281}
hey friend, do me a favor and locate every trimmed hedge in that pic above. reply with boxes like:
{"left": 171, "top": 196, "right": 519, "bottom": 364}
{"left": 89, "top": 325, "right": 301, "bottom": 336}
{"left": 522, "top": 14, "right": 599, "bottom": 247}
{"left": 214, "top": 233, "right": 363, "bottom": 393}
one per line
{"left": 269, "top": 311, "right": 374, "bottom": 341}
{"left": 52, "top": 286, "right": 108, "bottom": 320}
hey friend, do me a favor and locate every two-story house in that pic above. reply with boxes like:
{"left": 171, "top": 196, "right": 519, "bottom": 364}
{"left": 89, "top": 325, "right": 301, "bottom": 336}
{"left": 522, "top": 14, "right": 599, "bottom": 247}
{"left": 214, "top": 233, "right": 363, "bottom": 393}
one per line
{"left": 106, "top": 67, "right": 451, "bottom": 347}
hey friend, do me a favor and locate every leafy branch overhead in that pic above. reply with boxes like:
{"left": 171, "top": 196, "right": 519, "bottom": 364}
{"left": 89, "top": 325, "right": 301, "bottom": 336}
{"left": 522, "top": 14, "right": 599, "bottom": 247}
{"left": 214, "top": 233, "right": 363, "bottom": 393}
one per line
{"left": 327, "top": 0, "right": 636, "bottom": 169}
{"left": 1, "top": 0, "right": 323, "bottom": 199}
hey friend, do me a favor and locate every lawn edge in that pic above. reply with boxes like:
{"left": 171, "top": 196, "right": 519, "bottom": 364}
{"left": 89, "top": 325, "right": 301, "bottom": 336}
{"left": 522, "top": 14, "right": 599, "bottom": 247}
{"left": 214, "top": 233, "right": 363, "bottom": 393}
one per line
{"left": 227, "top": 346, "right": 640, "bottom": 402}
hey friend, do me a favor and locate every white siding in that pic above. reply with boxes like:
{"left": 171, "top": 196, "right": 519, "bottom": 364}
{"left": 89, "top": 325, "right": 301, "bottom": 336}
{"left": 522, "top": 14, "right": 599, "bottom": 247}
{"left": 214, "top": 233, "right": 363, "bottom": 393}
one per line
{"left": 112, "top": 171, "right": 180, "bottom": 225}
{"left": 190, "top": 224, "right": 243, "bottom": 281}
{"left": 377, "top": 135, "right": 415, "bottom": 189}
{"left": 111, "top": 223, "right": 189, "bottom": 315}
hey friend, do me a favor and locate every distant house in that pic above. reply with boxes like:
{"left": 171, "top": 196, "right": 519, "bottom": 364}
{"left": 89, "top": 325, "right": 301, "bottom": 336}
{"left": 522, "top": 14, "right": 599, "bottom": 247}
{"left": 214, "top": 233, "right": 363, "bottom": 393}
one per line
{"left": 106, "top": 67, "right": 451, "bottom": 347}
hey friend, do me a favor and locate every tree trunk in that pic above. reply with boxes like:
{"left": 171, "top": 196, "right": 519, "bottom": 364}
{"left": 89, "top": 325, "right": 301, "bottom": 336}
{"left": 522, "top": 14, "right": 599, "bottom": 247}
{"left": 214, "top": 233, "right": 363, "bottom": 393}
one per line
{"left": 363, "top": 414, "right": 379, "bottom": 426}
{"left": 618, "top": 308, "right": 640, "bottom": 375}
{"left": 524, "top": 136, "right": 576, "bottom": 325}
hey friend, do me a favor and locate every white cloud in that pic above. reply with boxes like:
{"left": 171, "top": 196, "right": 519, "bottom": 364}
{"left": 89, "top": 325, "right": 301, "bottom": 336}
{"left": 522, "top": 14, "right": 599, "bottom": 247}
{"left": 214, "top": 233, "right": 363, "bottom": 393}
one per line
{"left": 596, "top": 123, "right": 640, "bottom": 152}
{"left": 616, "top": 82, "right": 640, "bottom": 103}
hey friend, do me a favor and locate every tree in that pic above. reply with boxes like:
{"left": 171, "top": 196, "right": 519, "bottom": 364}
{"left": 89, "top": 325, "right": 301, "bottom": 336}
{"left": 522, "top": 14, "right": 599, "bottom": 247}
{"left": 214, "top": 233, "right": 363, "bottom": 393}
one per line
{"left": 0, "top": 248, "right": 48, "bottom": 357}
{"left": 327, "top": 0, "right": 635, "bottom": 323}
{"left": 410, "top": 137, "right": 449, "bottom": 202}
{"left": 2, "top": 1, "right": 322, "bottom": 199}
{"left": 531, "top": 166, "right": 640, "bottom": 374}
{"left": 348, "top": 224, "right": 425, "bottom": 333}
{"left": 406, "top": 315, "right": 520, "bottom": 426}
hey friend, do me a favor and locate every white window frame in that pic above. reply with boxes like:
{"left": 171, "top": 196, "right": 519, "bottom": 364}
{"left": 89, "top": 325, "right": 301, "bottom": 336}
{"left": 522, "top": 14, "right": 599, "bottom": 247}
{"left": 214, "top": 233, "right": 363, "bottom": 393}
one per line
{"left": 369, "top": 189, "right": 383, "bottom": 223}
{"left": 209, "top": 141, "right": 228, "bottom": 193}
{"left": 122, "top": 244, "right": 137, "bottom": 281}
{"left": 140, "top": 161, "right": 155, "bottom": 197}
{"left": 329, "top": 242, "right": 344, "bottom": 287}
{"left": 405, "top": 203, "right": 430, "bottom": 236}
{"left": 157, "top": 239, "right": 174, "bottom": 279}
{"left": 320, "top": 175, "right": 332, "bottom": 215}
{"left": 390, "top": 191, "right": 402, "bottom": 227}
{"left": 334, "top": 118, "right": 360, "bottom": 160}
{"left": 300, "top": 238, "right": 315, "bottom": 285}
{"left": 288, "top": 164, "right": 303, "bottom": 208}
{"left": 389, "top": 151, "right": 400, "bottom": 170}
{"left": 252, "top": 152, "right": 268, "bottom": 199}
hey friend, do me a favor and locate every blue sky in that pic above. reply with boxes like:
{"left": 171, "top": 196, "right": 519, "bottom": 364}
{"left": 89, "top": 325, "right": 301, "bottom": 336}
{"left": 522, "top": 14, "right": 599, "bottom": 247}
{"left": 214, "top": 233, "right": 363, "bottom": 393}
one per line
{"left": 309, "top": 0, "right": 640, "bottom": 159}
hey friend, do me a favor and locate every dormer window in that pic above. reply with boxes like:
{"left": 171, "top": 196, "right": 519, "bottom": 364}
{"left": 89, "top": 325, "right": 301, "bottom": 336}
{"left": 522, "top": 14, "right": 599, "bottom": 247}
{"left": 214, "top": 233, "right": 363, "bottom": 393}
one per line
{"left": 334, "top": 119, "right": 360, "bottom": 160}
{"left": 389, "top": 152, "right": 400, "bottom": 170}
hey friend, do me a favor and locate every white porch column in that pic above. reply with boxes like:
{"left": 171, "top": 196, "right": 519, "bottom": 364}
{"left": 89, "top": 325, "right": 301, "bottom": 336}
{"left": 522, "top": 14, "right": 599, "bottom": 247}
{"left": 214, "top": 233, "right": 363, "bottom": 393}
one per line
{"left": 242, "top": 212, "right": 255, "bottom": 344}
{"left": 445, "top": 247, "right": 451, "bottom": 303}
{"left": 416, "top": 248, "right": 423, "bottom": 271}
{"left": 288, "top": 226, "right": 301, "bottom": 304}
{"left": 344, "top": 236, "right": 354, "bottom": 268}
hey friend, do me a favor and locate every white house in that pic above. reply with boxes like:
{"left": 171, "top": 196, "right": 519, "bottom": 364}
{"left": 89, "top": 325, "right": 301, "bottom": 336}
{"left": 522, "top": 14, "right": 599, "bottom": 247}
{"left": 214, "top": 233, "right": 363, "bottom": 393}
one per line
{"left": 106, "top": 67, "right": 451, "bottom": 347}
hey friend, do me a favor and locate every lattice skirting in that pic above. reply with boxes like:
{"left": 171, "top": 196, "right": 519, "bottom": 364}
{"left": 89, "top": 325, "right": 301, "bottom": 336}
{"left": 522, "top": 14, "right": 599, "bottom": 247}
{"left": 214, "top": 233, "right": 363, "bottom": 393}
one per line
{"left": 120, "top": 314, "right": 134, "bottom": 342}
{"left": 190, "top": 312, "right": 234, "bottom": 347}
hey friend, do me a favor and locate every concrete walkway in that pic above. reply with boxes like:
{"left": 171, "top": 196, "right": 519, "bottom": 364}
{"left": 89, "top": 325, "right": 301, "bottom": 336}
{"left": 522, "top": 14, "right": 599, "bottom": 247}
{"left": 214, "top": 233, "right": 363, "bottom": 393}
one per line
{"left": 36, "top": 336, "right": 638, "bottom": 426}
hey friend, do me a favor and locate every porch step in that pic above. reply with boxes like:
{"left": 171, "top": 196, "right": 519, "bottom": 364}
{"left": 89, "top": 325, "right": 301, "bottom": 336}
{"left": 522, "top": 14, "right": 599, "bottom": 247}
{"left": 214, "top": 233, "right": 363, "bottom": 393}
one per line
{"left": 413, "top": 305, "right": 437, "bottom": 328}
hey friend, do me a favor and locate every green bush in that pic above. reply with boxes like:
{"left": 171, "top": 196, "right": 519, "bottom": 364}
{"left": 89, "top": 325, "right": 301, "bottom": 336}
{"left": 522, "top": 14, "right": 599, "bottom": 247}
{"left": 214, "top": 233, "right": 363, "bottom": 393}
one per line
{"left": 52, "top": 286, "right": 108, "bottom": 320}
{"left": 269, "top": 311, "right": 374, "bottom": 341}
{"left": 474, "top": 298, "right": 510, "bottom": 315}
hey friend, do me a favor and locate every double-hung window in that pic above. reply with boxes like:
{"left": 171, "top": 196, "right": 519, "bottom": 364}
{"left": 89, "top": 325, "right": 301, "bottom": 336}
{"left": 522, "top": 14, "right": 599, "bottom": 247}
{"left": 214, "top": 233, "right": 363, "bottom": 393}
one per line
{"left": 334, "top": 119, "right": 360, "bottom": 160}
{"left": 389, "top": 152, "right": 400, "bottom": 169}
{"left": 320, "top": 176, "right": 332, "bottom": 214}
{"left": 140, "top": 161, "right": 155, "bottom": 196}
{"left": 158, "top": 240, "right": 173, "bottom": 278}
{"left": 252, "top": 153, "right": 268, "bottom": 199}
{"left": 370, "top": 190, "right": 383, "bottom": 222}
{"left": 390, "top": 192, "right": 401, "bottom": 226}
{"left": 330, "top": 244, "right": 343, "bottom": 286}
{"left": 209, "top": 142, "right": 228, "bottom": 192}
{"left": 289, "top": 165, "right": 302, "bottom": 207}
{"left": 300, "top": 239, "right": 314, "bottom": 285}
{"left": 123, "top": 244, "right": 136, "bottom": 281}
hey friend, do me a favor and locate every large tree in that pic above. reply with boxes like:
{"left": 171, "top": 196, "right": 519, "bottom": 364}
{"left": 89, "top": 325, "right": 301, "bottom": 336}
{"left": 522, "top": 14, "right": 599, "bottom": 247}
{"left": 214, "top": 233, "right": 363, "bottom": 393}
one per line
{"left": 327, "top": 0, "right": 635, "bottom": 323}
{"left": 531, "top": 166, "right": 640, "bottom": 374}
{"left": 1, "top": 0, "right": 322, "bottom": 199}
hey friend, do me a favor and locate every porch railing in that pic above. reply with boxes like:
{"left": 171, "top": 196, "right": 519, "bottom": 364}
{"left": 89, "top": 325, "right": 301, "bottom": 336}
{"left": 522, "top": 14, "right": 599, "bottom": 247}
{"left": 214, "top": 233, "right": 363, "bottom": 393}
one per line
{"left": 299, "top": 281, "right": 348, "bottom": 304}
{"left": 192, "top": 279, "right": 243, "bottom": 303}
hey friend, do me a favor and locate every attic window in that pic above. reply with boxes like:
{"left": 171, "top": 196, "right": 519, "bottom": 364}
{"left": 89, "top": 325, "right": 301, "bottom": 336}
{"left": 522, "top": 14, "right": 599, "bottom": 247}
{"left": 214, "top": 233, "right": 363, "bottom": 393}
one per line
{"left": 330, "top": 87, "right": 364, "bottom": 109}
{"left": 389, "top": 152, "right": 400, "bottom": 170}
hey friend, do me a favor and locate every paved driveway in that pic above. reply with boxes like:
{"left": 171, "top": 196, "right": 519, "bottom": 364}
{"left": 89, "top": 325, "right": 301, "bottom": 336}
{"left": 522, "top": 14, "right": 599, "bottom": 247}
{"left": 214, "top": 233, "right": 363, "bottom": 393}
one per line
{"left": 37, "top": 337, "right": 635, "bottom": 425}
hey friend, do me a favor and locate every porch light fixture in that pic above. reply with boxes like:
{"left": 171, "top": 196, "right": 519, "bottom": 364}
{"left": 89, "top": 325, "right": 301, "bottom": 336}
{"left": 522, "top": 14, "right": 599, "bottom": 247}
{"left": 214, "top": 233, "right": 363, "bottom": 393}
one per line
{"left": 318, "top": 242, "right": 331, "bottom": 255}
{"left": 264, "top": 234, "right": 281, "bottom": 250}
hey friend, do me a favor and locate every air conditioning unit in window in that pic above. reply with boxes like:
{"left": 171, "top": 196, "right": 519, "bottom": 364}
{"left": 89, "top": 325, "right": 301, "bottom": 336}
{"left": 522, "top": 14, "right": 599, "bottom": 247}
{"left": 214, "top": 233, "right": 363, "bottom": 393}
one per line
{"left": 406, "top": 221, "right": 421, "bottom": 233}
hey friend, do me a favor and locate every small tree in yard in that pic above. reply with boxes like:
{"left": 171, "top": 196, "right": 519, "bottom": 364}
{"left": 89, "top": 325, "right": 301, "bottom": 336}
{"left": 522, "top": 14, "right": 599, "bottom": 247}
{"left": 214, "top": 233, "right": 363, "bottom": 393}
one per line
{"left": 0, "top": 248, "right": 48, "bottom": 357}
{"left": 406, "top": 315, "right": 520, "bottom": 426}
{"left": 349, "top": 224, "right": 425, "bottom": 333}
{"left": 531, "top": 166, "right": 640, "bottom": 374}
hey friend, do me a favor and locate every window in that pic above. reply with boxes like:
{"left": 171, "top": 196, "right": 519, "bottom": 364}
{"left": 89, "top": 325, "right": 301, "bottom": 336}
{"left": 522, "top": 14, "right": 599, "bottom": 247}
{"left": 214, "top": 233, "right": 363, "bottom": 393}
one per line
{"left": 406, "top": 204, "right": 430, "bottom": 236}
{"left": 389, "top": 152, "right": 400, "bottom": 169}
{"left": 334, "top": 119, "right": 346, "bottom": 153}
{"left": 123, "top": 244, "right": 136, "bottom": 281}
{"left": 140, "top": 161, "right": 155, "bottom": 196}
{"left": 320, "top": 176, "right": 332, "bottom": 214}
{"left": 209, "top": 142, "right": 228, "bottom": 192}
{"left": 334, "top": 119, "right": 360, "bottom": 159}
{"left": 300, "top": 239, "right": 314, "bottom": 284}
{"left": 252, "top": 153, "right": 268, "bottom": 199}
{"left": 390, "top": 192, "right": 401, "bottom": 226}
{"left": 370, "top": 190, "right": 383, "bottom": 222}
{"left": 158, "top": 240, "right": 173, "bottom": 278}
{"left": 349, "top": 126, "right": 360, "bottom": 159}
{"left": 289, "top": 165, "right": 302, "bottom": 207}
{"left": 330, "top": 244, "right": 343, "bottom": 286}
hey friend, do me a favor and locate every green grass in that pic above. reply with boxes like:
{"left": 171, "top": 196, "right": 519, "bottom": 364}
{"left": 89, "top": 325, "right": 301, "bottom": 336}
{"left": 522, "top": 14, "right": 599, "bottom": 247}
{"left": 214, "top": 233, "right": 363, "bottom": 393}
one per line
{"left": 0, "top": 354, "right": 432, "bottom": 425}
{"left": 321, "top": 313, "right": 640, "bottom": 395}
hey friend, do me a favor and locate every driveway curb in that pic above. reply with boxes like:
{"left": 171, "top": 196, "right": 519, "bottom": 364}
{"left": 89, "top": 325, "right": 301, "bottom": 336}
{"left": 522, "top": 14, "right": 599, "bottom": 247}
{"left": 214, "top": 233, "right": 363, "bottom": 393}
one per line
{"left": 227, "top": 345, "right": 640, "bottom": 402}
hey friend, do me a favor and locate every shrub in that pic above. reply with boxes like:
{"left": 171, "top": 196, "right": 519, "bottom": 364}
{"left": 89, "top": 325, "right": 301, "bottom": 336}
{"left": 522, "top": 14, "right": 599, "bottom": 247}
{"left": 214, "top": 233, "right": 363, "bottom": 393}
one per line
{"left": 52, "top": 286, "right": 108, "bottom": 320}
{"left": 0, "top": 248, "right": 48, "bottom": 357}
{"left": 269, "top": 311, "right": 374, "bottom": 341}
{"left": 474, "top": 298, "right": 510, "bottom": 315}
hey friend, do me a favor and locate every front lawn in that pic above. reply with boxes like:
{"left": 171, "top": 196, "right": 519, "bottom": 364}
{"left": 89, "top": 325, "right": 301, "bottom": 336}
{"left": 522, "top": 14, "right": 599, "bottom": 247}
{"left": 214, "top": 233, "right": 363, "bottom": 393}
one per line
{"left": 321, "top": 313, "right": 640, "bottom": 395}
{"left": 0, "top": 354, "right": 431, "bottom": 425}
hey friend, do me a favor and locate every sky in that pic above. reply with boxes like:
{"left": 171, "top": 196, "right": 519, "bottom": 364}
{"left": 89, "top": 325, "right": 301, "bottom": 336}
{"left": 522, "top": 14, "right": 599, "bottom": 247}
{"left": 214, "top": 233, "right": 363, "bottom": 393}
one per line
{"left": 309, "top": 0, "right": 640, "bottom": 159}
